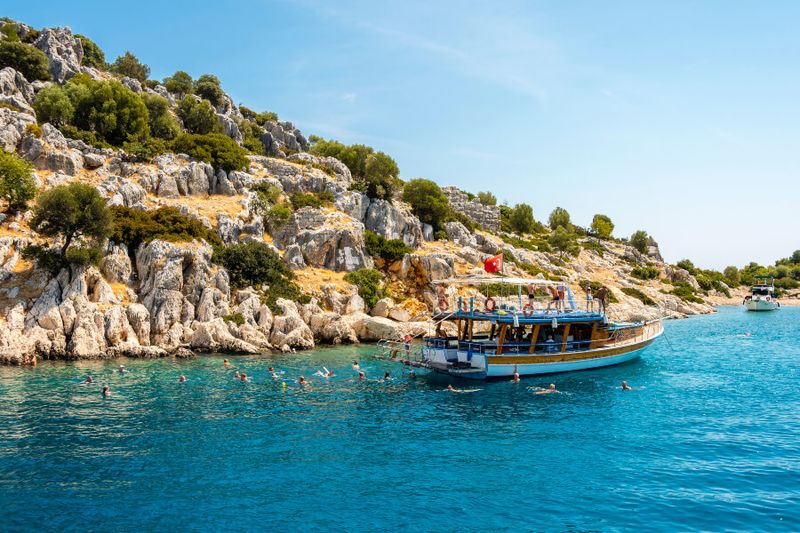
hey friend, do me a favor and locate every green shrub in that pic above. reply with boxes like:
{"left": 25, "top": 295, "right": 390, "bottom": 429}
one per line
{"left": 548, "top": 226, "right": 580, "bottom": 258}
{"left": 21, "top": 244, "right": 66, "bottom": 275}
{"left": 67, "top": 78, "right": 149, "bottom": 146}
{"left": 630, "top": 230, "right": 650, "bottom": 254}
{"left": 176, "top": 96, "right": 218, "bottom": 135}
{"left": 621, "top": 287, "right": 655, "bottom": 306}
{"left": 0, "top": 149, "right": 36, "bottom": 213}
{"left": 59, "top": 125, "right": 113, "bottom": 149}
{"left": 30, "top": 183, "right": 111, "bottom": 257}
{"left": 110, "top": 51, "right": 149, "bottom": 83}
{"left": 364, "top": 230, "right": 411, "bottom": 262}
{"left": 25, "top": 123, "right": 42, "bottom": 138}
{"left": 142, "top": 93, "right": 180, "bottom": 140}
{"left": 239, "top": 119, "right": 265, "bottom": 154}
{"left": 290, "top": 191, "right": 333, "bottom": 210}
{"left": 447, "top": 209, "right": 477, "bottom": 232}
{"left": 723, "top": 266, "right": 740, "bottom": 286}
{"left": 0, "top": 40, "right": 50, "bottom": 81}
{"left": 33, "top": 85, "right": 74, "bottom": 127}
{"left": 676, "top": 259, "right": 697, "bottom": 275}
{"left": 0, "top": 23, "right": 20, "bottom": 42}
{"left": 122, "top": 137, "right": 169, "bottom": 162}
{"left": 163, "top": 70, "right": 193, "bottom": 96}
{"left": 590, "top": 214, "right": 614, "bottom": 239}
{"left": 501, "top": 249, "right": 549, "bottom": 278}
{"left": 194, "top": 74, "right": 225, "bottom": 107}
{"left": 76, "top": 34, "right": 106, "bottom": 69}
{"left": 344, "top": 268, "right": 383, "bottom": 308}
{"left": 240, "top": 106, "right": 279, "bottom": 124}
{"left": 668, "top": 282, "right": 704, "bottom": 304}
{"left": 170, "top": 133, "right": 248, "bottom": 172}
{"left": 222, "top": 312, "right": 245, "bottom": 326}
{"left": 500, "top": 234, "right": 551, "bottom": 253}
{"left": 109, "top": 205, "right": 220, "bottom": 255}
{"left": 509, "top": 203, "right": 534, "bottom": 234}
{"left": 264, "top": 204, "right": 292, "bottom": 229}
{"left": 310, "top": 137, "right": 399, "bottom": 200}
{"left": 477, "top": 191, "right": 496, "bottom": 206}
{"left": 251, "top": 182, "right": 282, "bottom": 206}
{"left": 582, "top": 240, "right": 604, "bottom": 257}
{"left": 631, "top": 264, "right": 659, "bottom": 280}
{"left": 64, "top": 246, "right": 103, "bottom": 268}
{"left": 402, "top": 178, "right": 450, "bottom": 231}
{"left": 548, "top": 207, "right": 572, "bottom": 230}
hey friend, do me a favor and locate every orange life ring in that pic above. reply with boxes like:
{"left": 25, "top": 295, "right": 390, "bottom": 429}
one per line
{"left": 461, "top": 300, "right": 469, "bottom": 313}
{"left": 438, "top": 297, "right": 448, "bottom": 312}
{"left": 485, "top": 297, "right": 497, "bottom": 312}
{"left": 523, "top": 303, "right": 534, "bottom": 317}
{"left": 765, "top": 296, "right": 771, "bottom": 302}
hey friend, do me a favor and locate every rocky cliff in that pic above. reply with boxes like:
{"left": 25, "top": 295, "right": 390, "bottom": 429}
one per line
{"left": 0, "top": 19, "right": 718, "bottom": 365}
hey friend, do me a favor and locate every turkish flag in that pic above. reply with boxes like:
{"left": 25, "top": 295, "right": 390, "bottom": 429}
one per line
{"left": 483, "top": 253, "right": 503, "bottom": 273}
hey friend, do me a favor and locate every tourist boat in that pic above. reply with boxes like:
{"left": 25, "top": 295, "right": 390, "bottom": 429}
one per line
{"left": 379, "top": 276, "right": 663, "bottom": 380}
{"left": 743, "top": 275, "right": 780, "bottom": 311}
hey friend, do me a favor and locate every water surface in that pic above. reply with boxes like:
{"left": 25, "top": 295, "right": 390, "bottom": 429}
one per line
{"left": 1, "top": 307, "right": 799, "bottom": 531}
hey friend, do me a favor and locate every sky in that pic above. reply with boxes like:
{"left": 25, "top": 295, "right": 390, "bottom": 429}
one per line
{"left": 6, "top": 0, "right": 800, "bottom": 269}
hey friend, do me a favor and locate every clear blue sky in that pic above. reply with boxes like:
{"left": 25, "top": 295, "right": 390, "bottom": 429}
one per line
{"left": 7, "top": 0, "right": 800, "bottom": 269}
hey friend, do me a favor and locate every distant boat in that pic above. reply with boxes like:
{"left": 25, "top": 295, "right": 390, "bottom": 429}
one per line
{"left": 377, "top": 275, "right": 663, "bottom": 380}
{"left": 743, "top": 275, "right": 780, "bottom": 312}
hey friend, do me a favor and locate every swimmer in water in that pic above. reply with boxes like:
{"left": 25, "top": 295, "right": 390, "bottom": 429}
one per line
{"left": 352, "top": 360, "right": 360, "bottom": 370}
{"left": 447, "top": 384, "right": 481, "bottom": 393}
{"left": 223, "top": 359, "right": 231, "bottom": 367}
{"left": 511, "top": 371, "right": 520, "bottom": 383}
{"left": 234, "top": 370, "right": 241, "bottom": 379}
{"left": 534, "top": 383, "right": 559, "bottom": 395}
{"left": 84, "top": 375, "right": 94, "bottom": 384}
{"left": 358, "top": 371, "right": 365, "bottom": 380}
{"left": 178, "top": 375, "right": 187, "bottom": 383}
{"left": 298, "top": 376, "right": 309, "bottom": 386}
{"left": 408, "top": 369, "right": 417, "bottom": 380}
{"left": 383, "top": 371, "right": 393, "bottom": 381}
{"left": 117, "top": 364, "right": 126, "bottom": 373}
{"left": 102, "top": 386, "right": 110, "bottom": 397}
{"left": 315, "top": 367, "right": 334, "bottom": 378}
{"left": 269, "top": 367, "right": 279, "bottom": 380}
{"left": 240, "top": 373, "right": 250, "bottom": 383}
{"left": 621, "top": 380, "right": 632, "bottom": 391}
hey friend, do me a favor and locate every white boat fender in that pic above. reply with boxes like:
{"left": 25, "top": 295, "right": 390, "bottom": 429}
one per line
{"left": 551, "top": 317, "right": 558, "bottom": 329}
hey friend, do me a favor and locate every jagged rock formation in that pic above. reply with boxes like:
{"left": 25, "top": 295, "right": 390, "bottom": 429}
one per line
{"left": 442, "top": 186, "right": 501, "bottom": 232}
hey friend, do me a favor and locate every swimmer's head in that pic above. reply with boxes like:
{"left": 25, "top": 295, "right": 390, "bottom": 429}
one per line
{"left": 549, "top": 384, "right": 555, "bottom": 390}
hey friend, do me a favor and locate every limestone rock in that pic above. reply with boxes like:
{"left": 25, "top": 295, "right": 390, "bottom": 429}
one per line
{"left": 345, "top": 293, "right": 365, "bottom": 315}
{"left": 0, "top": 107, "right": 36, "bottom": 151}
{"left": 100, "top": 244, "right": 132, "bottom": 283}
{"left": 370, "top": 297, "right": 393, "bottom": 318}
{"left": 126, "top": 303, "right": 151, "bottom": 346}
{"left": 0, "top": 67, "right": 35, "bottom": 113}
{"left": 444, "top": 221, "right": 477, "bottom": 248}
{"left": 283, "top": 244, "right": 306, "bottom": 270}
{"left": 33, "top": 27, "right": 84, "bottom": 83}
{"left": 364, "top": 199, "right": 424, "bottom": 248}
{"left": 269, "top": 299, "right": 314, "bottom": 349}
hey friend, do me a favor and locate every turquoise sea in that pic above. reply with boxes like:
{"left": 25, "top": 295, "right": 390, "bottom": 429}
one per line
{"left": 1, "top": 306, "right": 799, "bottom": 532}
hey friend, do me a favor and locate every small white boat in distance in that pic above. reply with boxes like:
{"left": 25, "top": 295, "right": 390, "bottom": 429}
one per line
{"left": 744, "top": 276, "right": 780, "bottom": 311}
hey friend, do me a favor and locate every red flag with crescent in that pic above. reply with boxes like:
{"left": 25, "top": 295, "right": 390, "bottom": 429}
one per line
{"left": 483, "top": 253, "right": 503, "bottom": 273}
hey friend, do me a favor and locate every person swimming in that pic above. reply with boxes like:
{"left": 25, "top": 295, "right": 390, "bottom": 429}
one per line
{"left": 269, "top": 367, "right": 279, "bottom": 380}
{"left": 621, "top": 380, "right": 632, "bottom": 391}
{"left": 383, "top": 371, "right": 393, "bottom": 381}
{"left": 223, "top": 359, "right": 231, "bottom": 367}
{"left": 447, "top": 384, "right": 481, "bottom": 393}
{"left": 298, "top": 376, "right": 309, "bottom": 386}
{"left": 357, "top": 371, "right": 366, "bottom": 380}
{"left": 117, "top": 364, "right": 127, "bottom": 373}
{"left": 408, "top": 369, "right": 417, "bottom": 380}
{"left": 240, "top": 373, "right": 250, "bottom": 383}
{"left": 352, "top": 360, "right": 360, "bottom": 370}
{"left": 102, "top": 386, "right": 110, "bottom": 397}
{"left": 511, "top": 371, "right": 520, "bottom": 383}
{"left": 178, "top": 375, "right": 187, "bottom": 383}
{"left": 234, "top": 370, "right": 241, "bottom": 379}
{"left": 315, "top": 367, "right": 334, "bottom": 378}
{"left": 84, "top": 375, "right": 94, "bottom": 384}
{"left": 534, "top": 383, "right": 559, "bottom": 395}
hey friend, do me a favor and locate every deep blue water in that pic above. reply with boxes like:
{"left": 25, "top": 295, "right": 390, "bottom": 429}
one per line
{"left": 1, "top": 306, "right": 799, "bottom": 532}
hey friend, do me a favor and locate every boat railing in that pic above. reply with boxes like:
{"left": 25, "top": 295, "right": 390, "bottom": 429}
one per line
{"left": 457, "top": 338, "right": 599, "bottom": 355}
{"left": 437, "top": 294, "right": 604, "bottom": 315}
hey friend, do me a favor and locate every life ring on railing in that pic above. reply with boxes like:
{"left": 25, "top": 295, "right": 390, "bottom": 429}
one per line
{"left": 438, "top": 297, "right": 448, "bottom": 312}
{"left": 766, "top": 296, "right": 771, "bottom": 302}
{"left": 461, "top": 300, "right": 469, "bottom": 313}
{"left": 523, "top": 303, "right": 534, "bottom": 317}
{"left": 485, "top": 297, "right": 497, "bottom": 312}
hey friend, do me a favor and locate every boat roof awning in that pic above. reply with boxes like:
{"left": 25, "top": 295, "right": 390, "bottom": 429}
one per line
{"left": 433, "top": 276, "right": 560, "bottom": 286}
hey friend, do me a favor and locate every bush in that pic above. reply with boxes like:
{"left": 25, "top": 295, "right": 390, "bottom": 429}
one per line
{"left": 142, "top": 93, "right": 180, "bottom": 140}
{"left": 0, "top": 23, "right": 19, "bottom": 42}
{"left": 222, "top": 312, "right": 245, "bottom": 326}
{"left": 509, "top": 203, "right": 534, "bottom": 234}
{"left": 0, "top": 41, "right": 50, "bottom": 81}
{"left": 590, "top": 214, "right": 614, "bottom": 239}
{"left": 364, "top": 230, "right": 411, "bottom": 262}
{"left": 548, "top": 226, "right": 580, "bottom": 259}
{"left": 621, "top": 287, "right": 656, "bottom": 306}
{"left": 290, "top": 191, "right": 333, "bottom": 210}
{"left": 251, "top": 182, "right": 282, "bottom": 207}
{"left": 176, "top": 96, "right": 218, "bottom": 135}
{"left": 630, "top": 230, "right": 650, "bottom": 254}
{"left": 723, "top": 266, "right": 740, "bottom": 286}
{"left": 581, "top": 239, "right": 604, "bottom": 257}
{"left": 310, "top": 137, "right": 399, "bottom": 200}
{"left": 64, "top": 246, "right": 103, "bottom": 268}
{"left": 59, "top": 125, "right": 112, "bottom": 149}
{"left": 0, "top": 149, "right": 36, "bottom": 213}
{"left": 170, "top": 133, "right": 248, "bottom": 172}
{"left": 163, "top": 70, "right": 193, "bottom": 96}
{"left": 240, "top": 106, "right": 279, "bottom": 124}
{"left": 265, "top": 204, "right": 292, "bottom": 229}
{"left": 76, "top": 34, "right": 106, "bottom": 69}
{"left": 110, "top": 51, "right": 150, "bottom": 83}
{"left": 33, "top": 85, "right": 74, "bottom": 127}
{"left": 668, "top": 282, "right": 704, "bottom": 304}
{"left": 548, "top": 207, "right": 572, "bottom": 230}
{"left": 30, "top": 183, "right": 111, "bottom": 257}
{"left": 194, "top": 74, "right": 225, "bottom": 107}
{"left": 500, "top": 234, "right": 551, "bottom": 253}
{"left": 477, "top": 191, "right": 497, "bottom": 206}
{"left": 110, "top": 205, "right": 220, "bottom": 255}
{"left": 447, "top": 210, "right": 477, "bottom": 232}
{"left": 68, "top": 78, "right": 149, "bottom": 146}
{"left": 122, "top": 138, "right": 169, "bottom": 162}
{"left": 631, "top": 265, "right": 659, "bottom": 280}
{"left": 21, "top": 244, "right": 66, "bottom": 275}
{"left": 402, "top": 178, "right": 450, "bottom": 231}
{"left": 25, "top": 123, "right": 42, "bottom": 138}
{"left": 239, "top": 119, "right": 265, "bottom": 154}
{"left": 344, "top": 268, "right": 383, "bottom": 308}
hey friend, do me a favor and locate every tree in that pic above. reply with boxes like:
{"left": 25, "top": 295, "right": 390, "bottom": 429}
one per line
{"left": 548, "top": 226, "right": 580, "bottom": 259}
{"left": 0, "top": 149, "right": 36, "bottom": 213}
{"left": 548, "top": 206, "right": 572, "bottom": 230}
{"left": 309, "top": 137, "right": 400, "bottom": 200}
{"left": 30, "top": 183, "right": 110, "bottom": 257}
{"left": 402, "top": 178, "right": 450, "bottom": 230}
{"left": 364, "top": 151, "right": 400, "bottom": 200}
{"left": 194, "top": 74, "right": 224, "bottom": 107}
{"left": 343, "top": 268, "right": 383, "bottom": 308}
{"left": 0, "top": 41, "right": 50, "bottom": 81}
{"left": 477, "top": 191, "right": 497, "bottom": 206}
{"left": 110, "top": 51, "right": 150, "bottom": 83}
{"left": 142, "top": 93, "right": 180, "bottom": 140}
{"left": 509, "top": 203, "right": 534, "bottom": 234}
{"left": 170, "top": 133, "right": 248, "bottom": 172}
{"left": 33, "top": 84, "right": 74, "bottom": 127}
{"left": 76, "top": 34, "right": 106, "bottom": 69}
{"left": 176, "top": 96, "right": 218, "bottom": 135}
{"left": 590, "top": 214, "right": 614, "bottom": 239}
{"left": 163, "top": 70, "right": 193, "bottom": 96}
{"left": 630, "top": 230, "right": 650, "bottom": 254}
{"left": 67, "top": 78, "right": 149, "bottom": 146}
{"left": 676, "top": 259, "right": 697, "bottom": 274}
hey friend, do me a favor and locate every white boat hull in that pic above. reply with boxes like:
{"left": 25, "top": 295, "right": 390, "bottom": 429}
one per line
{"left": 745, "top": 298, "right": 779, "bottom": 311}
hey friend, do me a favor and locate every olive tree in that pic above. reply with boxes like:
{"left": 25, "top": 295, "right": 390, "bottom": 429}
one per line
{"left": 0, "top": 150, "right": 37, "bottom": 213}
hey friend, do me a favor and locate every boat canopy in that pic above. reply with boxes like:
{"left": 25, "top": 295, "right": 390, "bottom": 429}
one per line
{"left": 433, "top": 275, "right": 560, "bottom": 287}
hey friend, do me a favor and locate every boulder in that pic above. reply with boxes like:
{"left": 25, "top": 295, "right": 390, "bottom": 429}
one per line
{"left": 345, "top": 293, "right": 365, "bottom": 315}
{"left": 82, "top": 152, "right": 105, "bottom": 169}
{"left": 33, "top": 27, "right": 84, "bottom": 83}
{"left": 0, "top": 67, "right": 35, "bottom": 113}
{"left": 444, "top": 221, "right": 477, "bottom": 248}
{"left": 269, "top": 299, "right": 314, "bottom": 350}
{"left": 126, "top": 303, "right": 151, "bottom": 346}
{"left": 364, "top": 199, "right": 424, "bottom": 248}
{"left": 100, "top": 244, "right": 132, "bottom": 283}
{"left": 0, "top": 107, "right": 36, "bottom": 151}
{"left": 370, "top": 297, "right": 393, "bottom": 318}
{"left": 283, "top": 244, "right": 306, "bottom": 270}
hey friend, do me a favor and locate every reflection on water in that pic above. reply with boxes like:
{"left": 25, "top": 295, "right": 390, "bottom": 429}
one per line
{"left": 1, "top": 308, "right": 800, "bottom": 531}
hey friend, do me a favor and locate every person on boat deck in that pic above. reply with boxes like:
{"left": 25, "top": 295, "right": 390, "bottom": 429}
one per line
{"left": 595, "top": 287, "right": 608, "bottom": 313}
{"left": 527, "top": 284, "right": 536, "bottom": 303}
{"left": 544, "top": 334, "right": 557, "bottom": 353}
{"left": 546, "top": 286, "right": 560, "bottom": 311}
{"left": 556, "top": 284, "right": 567, "bottom": 311}
{"left": 584, "top": 285, "right": 594, "bottom": 312}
